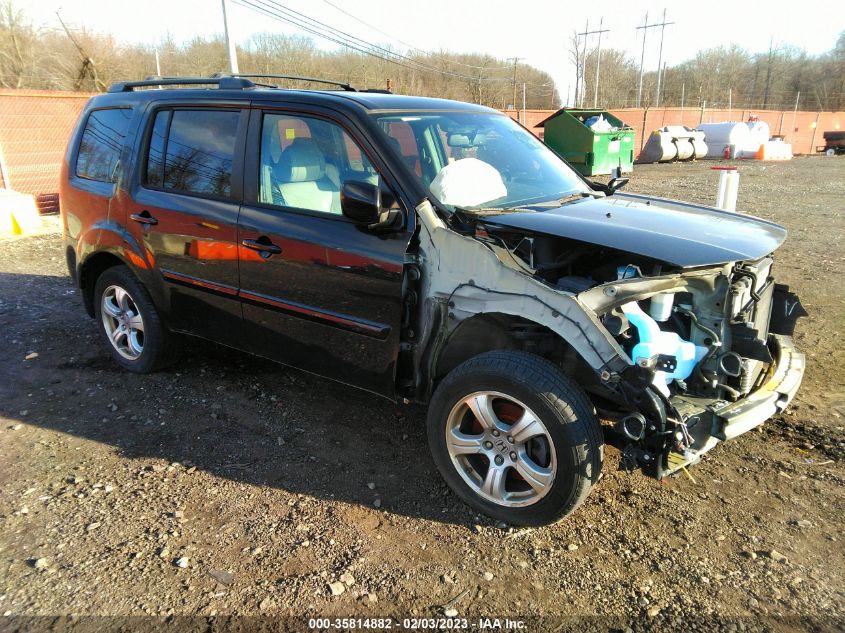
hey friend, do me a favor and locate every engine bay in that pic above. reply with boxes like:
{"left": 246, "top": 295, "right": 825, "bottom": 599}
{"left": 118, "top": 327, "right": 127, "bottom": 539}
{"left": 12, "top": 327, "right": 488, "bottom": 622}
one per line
{"left": 469, "top": 223, "right": 805, "bottom": 477}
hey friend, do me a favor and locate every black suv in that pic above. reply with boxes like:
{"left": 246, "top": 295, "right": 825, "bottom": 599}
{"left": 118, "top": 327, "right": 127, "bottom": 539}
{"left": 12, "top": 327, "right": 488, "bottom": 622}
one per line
{"left": 61, "top": 75, "right": 805, "bottom": 525}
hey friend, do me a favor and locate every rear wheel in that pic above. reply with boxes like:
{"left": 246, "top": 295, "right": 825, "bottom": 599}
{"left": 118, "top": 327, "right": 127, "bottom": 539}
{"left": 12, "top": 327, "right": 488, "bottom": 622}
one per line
{"left": 93, "top": 265, "right": 181, "bottom": 373}
{"left": 427, "top": 351, "right": 603, "bottom": 526}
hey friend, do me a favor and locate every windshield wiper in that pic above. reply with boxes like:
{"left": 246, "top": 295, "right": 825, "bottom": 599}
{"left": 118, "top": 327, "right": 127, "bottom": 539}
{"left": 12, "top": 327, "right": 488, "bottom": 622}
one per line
{"left": 452, "top": 192, "right": 593, "bottom": 217}
{"left": 510, "top": 192, "right": 594, "bottom": 210}
{"left": 453, "top": 206, "right": 534, "bottom": 216}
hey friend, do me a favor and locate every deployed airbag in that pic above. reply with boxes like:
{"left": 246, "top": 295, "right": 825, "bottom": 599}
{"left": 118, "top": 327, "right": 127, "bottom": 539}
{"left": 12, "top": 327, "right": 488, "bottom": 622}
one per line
{"left": 429, "top": 158, "right": 507, "bottom": 208}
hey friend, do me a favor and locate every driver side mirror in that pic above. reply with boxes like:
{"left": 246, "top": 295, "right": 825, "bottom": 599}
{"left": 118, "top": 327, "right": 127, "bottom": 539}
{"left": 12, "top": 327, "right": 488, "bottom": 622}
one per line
{"left": 607, "top": 165, "right": 629, "bottom": 192}
{"left": 341, "top": 181, "right": 401, "bottom": 230}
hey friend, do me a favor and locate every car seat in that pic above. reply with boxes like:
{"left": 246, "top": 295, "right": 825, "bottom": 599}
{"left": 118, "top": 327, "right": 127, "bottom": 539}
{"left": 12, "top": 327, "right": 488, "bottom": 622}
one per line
{"left": 274, "top": 139, "right": 341, "bottom": 213}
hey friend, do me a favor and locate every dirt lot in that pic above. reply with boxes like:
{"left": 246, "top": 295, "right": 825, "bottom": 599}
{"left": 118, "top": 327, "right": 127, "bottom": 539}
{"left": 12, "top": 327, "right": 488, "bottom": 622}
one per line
{"left": 1, "top": 156, "right": 844, "bottom": 631}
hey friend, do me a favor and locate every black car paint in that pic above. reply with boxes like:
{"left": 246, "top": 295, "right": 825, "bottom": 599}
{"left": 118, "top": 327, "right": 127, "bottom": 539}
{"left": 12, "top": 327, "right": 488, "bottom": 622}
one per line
{"left": 480, "top": 192, "right": 788, "bottom": 268}
{"left": 125, "top": 106, "right": 250, "bottom": 349}
{"left": 63, "top": 89, "right": 469, "bottom": 398}
{"left": 237, "top": 105, "right": 414, "bottom": 394}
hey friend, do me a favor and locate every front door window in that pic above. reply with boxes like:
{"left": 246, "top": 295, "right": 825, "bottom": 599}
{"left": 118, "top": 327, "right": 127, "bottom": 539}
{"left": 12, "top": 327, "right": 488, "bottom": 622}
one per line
{"left": 258, "top": 113, "right": 380, "bottom": 214}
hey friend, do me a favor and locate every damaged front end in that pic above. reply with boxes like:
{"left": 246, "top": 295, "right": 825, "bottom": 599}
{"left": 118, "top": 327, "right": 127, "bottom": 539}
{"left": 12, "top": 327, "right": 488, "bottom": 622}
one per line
{"left": 414, "top": 197, "right": 807, "bottom": 480}
{"left": 580, "top": 259, "right": 806, "bottom": 477}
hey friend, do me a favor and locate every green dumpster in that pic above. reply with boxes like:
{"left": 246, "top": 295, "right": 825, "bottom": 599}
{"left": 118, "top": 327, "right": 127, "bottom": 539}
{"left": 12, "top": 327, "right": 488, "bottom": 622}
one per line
{"left": 538, "top": 108, "right": 635, "bottom": 177}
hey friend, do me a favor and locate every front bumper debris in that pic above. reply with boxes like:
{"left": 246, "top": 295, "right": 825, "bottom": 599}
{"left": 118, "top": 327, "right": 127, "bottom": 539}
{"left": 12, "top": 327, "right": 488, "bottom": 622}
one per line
{"left": 665, "top": 334, "right": 805, "bottom": 475}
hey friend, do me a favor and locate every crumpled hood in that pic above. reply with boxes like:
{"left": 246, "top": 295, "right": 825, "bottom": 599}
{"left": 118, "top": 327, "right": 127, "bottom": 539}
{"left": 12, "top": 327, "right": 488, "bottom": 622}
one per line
{"left": 479, "top": 191, "right": 787, "bottom": 267}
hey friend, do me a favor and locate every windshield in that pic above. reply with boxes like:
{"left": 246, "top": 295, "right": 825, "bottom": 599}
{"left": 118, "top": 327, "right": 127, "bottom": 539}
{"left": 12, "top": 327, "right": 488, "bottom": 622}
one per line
{"left": 371, "top": 111, "right": 589, "bottom": 210}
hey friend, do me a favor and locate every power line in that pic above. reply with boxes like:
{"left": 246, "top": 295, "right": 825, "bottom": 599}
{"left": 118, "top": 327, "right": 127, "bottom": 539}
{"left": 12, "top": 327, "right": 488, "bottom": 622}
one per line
{"left": 318, "top": 0, "right": 512, "bottom": 71}
{"left": 235, "top": 0, "right": 510, "bottom": 82}
{"left": 233, "top": 0, "right": 437, "bottom": 77}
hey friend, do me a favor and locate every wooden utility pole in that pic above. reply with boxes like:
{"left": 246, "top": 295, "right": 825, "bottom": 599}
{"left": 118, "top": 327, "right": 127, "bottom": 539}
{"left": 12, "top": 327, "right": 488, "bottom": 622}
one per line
{"left": 507, "top": 57, "right": 524, "bottom": 110}
{"left": 763, "top": 39, "right": 775, "bottom": 110}
{"left": 636, "top": 12, "right": 648, "bottom": 108}
{"left": 221, "top": 0, "right": 240, "bottom": 74}
{"left": 654, "top": 9, "right": 673, "bottom": 107}
{"left": 636, "top": 11, "right": 673, "bottom": 108}
{"left": 522, "top": 82, "right": 526, "bottom": 124}
{"left": 578, "top": 18, "right": 610, "bottom": 108}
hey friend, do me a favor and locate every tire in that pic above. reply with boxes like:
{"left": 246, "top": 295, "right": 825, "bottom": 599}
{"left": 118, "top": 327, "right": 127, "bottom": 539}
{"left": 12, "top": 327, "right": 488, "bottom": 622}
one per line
{"left": 93, "top": 265, "right": 182, "bottom": 373}
{"left": 427, "top": 351, "right": 602, "bottom": 526}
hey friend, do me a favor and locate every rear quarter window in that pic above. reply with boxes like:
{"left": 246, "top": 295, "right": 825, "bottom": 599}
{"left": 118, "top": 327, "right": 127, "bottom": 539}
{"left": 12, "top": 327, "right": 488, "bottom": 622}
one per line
{"left": 75, "top": 108, "right": 133, "bottom": 182}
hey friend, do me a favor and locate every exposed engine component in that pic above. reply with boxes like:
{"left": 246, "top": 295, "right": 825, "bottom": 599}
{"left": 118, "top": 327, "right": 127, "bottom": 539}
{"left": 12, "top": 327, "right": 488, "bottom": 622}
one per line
{"left": 487, "top": 232, "right": 668, "bottom": 292}
{"left": 618, "top": 412, "right": 647, "bottom": 441}
{"left": 649, "top": 292, "right": 675, "bottom": 321}
{"left": 718, "top": 351, "right": 743, "bottom": 378}
{"left": 621, "top": 300, "right": 707, "bottom": 396}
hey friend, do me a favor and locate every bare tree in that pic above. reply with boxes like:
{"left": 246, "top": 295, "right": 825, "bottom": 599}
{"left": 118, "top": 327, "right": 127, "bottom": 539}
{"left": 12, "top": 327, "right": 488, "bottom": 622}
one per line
{"left": 0, "top": 0, "right": 839, "bottom": 112}
{"left": 0, "top": 0, "right": 34, "bottom": 88}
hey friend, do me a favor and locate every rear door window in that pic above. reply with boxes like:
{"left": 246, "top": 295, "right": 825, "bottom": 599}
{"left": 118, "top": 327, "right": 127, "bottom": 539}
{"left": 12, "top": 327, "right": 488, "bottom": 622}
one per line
{"left": 76, "top": 108, "right": 133, "bottom": 182}
{"left": 145, "top": 109, "right": 240, "bottom": 199}
{"left": 144, "top": 110, "right": 170, "bottom": 189}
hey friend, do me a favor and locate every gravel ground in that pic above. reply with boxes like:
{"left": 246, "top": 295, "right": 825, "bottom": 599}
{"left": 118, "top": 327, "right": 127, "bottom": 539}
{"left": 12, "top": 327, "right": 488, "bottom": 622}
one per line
{"left": 0, "top": 156, "right": 843, "bottom": 631}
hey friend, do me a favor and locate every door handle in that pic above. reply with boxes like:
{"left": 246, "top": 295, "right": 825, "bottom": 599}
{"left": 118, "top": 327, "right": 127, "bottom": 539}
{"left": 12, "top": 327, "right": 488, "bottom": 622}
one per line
{"left": 130, "top": 211, "right": 158, "bottom": 226}
{"left": 241, "top": 238, "right": 282, "bottom": 255}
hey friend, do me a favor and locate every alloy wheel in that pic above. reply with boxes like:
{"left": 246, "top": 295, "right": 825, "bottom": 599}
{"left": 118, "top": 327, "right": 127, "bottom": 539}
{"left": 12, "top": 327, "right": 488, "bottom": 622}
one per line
{"left": 445, "top": 391, "right": 557, "bottom": 507}
{"left": 100, "top": 284, "right": 145, "bottom": 360}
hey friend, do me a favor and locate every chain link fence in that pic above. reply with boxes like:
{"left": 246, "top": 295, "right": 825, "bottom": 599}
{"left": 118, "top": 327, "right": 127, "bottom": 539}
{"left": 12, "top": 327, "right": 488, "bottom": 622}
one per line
{"left": 0, "top": 91, "right": 842, "bottom": 218}
{"left": 0, "top": 90, "right": 92, "bottom": 214}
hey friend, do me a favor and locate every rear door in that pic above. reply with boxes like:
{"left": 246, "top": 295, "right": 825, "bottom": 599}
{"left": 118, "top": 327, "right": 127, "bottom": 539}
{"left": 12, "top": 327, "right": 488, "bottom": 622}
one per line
{"left": 237, "top": 107, "right": 413, "bottom": 397}
{"left": 126, "top": 105, "right": 248, "bottom": 345}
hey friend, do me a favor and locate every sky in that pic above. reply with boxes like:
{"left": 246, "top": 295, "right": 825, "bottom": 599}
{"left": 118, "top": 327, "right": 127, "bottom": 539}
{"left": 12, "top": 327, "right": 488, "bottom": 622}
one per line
{"left": 25, "top": 0, "right": 845, "bottom": 103}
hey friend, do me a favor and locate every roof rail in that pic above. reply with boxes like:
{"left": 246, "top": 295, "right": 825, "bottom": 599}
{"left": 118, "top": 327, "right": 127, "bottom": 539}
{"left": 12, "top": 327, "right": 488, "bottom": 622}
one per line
{"left": 107, "top": 76, "right": 256, "bottom": 93}
{"left": 212, "top": 73, "right": 356, "bottom": 92}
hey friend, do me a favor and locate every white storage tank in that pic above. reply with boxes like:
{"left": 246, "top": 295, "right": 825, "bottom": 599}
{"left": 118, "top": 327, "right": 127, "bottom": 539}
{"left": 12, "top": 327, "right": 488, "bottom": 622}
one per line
{"left": 688, "top": 129, "right": 707, "bottom": 158}
{"left": 663, "top": 126, "right": 695, "bottom": 160}
{"left": 746, "top": 120, "right": 771, "bottom": 148}
{"left": 637, "top": 126, "right": 709, "bottom": 163}
{"left": 697, "top": 122, "right": 753, "bottom": 158}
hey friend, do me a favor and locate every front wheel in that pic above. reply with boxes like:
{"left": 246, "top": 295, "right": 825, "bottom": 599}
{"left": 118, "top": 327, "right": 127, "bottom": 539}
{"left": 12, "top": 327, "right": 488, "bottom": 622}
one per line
{"left": 427, "top": 351, "right": 603, "bottom": 526}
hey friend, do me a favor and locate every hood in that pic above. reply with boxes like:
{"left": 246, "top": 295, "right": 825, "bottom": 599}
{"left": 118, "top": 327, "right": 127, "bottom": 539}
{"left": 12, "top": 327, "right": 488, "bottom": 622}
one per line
{"left": 479, "top": 192, "right": 787, "bottom": 267}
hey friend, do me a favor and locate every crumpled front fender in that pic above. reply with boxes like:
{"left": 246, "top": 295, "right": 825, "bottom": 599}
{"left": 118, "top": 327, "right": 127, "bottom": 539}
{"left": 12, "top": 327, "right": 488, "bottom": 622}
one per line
{"left": 415, "top": 199, "right": 632, "bottom": 377}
